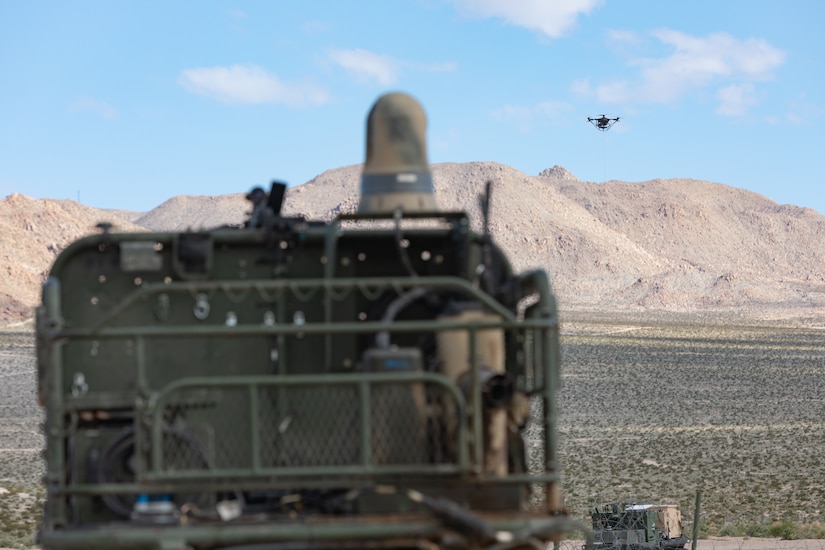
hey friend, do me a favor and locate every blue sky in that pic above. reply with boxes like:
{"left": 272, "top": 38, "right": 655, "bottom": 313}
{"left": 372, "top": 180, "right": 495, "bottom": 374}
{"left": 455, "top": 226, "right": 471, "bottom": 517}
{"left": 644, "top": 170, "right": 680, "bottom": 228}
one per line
{"left": 1, "top": 1, "right": 823, "bottom": 214}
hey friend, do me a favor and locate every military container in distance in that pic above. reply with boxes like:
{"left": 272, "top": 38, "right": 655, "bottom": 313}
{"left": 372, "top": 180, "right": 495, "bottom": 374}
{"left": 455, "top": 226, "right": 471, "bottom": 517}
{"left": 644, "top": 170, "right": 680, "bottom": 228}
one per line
{"left": 589, "top": 503, "right": 689, "bottom": 550}
{"left": 34, "top": 93, "right": 583, "bottom": 549}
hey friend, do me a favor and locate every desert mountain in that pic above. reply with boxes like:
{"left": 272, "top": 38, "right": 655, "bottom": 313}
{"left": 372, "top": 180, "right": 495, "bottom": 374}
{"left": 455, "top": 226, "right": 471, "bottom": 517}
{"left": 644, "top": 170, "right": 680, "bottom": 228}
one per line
{"left": 2, "top": 162, "right": 824, "bottom": 323}
{"left": 0, "top": 194, "right": 146, "bottom": 321}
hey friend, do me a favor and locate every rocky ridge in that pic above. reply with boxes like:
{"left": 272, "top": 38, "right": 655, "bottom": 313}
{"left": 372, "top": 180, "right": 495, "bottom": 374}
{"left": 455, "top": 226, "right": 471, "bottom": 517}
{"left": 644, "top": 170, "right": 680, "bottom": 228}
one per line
{"left": 2, "top": 162, "right": 824, "bottom": 324}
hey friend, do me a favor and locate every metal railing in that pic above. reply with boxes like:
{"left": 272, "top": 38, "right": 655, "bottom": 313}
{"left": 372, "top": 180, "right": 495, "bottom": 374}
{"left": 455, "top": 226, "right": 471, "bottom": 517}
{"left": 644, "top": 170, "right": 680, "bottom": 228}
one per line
{"left": 146, "top": 372, "right": 470, "bottom": 480}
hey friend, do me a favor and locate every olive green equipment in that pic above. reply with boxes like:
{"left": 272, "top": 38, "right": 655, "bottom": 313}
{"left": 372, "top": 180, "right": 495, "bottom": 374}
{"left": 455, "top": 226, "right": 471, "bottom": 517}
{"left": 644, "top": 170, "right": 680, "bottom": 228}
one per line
{"left": 589, "top": 503, "right": 689, "bottom": 550}
{"left": 35, "top": 92, "right": 585, "bottom": 549}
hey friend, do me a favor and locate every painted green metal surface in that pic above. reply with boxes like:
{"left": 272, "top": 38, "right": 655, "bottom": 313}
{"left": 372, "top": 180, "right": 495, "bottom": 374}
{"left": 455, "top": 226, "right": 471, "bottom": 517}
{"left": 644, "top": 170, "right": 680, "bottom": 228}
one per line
{"left": 36, "top": 201, "right": 577, "bottom": 549}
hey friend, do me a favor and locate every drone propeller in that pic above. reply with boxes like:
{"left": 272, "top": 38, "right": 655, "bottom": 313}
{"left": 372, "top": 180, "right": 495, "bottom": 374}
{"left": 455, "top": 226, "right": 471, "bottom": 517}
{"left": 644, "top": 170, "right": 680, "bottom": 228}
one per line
{"left": 588, "top": 115, "right": 620, "bottom": 132}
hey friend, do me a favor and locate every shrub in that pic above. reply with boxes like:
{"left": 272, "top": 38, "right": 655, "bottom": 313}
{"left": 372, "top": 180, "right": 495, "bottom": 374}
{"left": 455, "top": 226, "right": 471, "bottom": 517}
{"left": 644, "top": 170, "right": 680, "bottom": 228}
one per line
{"left": 717, "top": 524, "right": 742, "bottom": 537}
{"left": 769, "top": 521, "right": 798, "bottom": 540}
{"left": 744, "top": 523, "right": 771, "bottom": 538}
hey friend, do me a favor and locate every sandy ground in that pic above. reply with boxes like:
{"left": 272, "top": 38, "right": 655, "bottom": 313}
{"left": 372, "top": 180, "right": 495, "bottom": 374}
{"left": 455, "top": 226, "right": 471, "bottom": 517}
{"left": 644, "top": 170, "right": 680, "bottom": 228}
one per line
{"left": 0, "top": 331, "right": 42, "bottom": 487}
{"left": 555, "top": 541, "right": 825, "bottom": 550}
{"left": 3, "top": 324, "right": 824, "bottom": 548}
{"left": 4, "top": 538, "right": 825, "bottom": 550}
{"left": 697, "top": 539, "right": 825, "bottom": 550}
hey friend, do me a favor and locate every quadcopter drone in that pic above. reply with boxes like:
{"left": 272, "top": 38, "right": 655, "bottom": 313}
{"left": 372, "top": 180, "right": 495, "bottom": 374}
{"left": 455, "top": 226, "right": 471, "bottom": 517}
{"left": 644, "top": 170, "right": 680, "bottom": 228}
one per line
{"left": 587, "top": 114, "right": 620, "bottom": 131}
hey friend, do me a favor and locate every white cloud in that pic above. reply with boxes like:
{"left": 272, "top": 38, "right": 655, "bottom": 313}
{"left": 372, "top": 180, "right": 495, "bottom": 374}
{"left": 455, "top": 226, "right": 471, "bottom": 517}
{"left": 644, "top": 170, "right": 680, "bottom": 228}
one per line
{"left": 491, "top": 100, "right": 573, "bottom": 131}
{"left": 328, "top": 49, "right": 457, "bottom": 85}
{"left": 328, "top": 49, "right": 400, "bottom": 85}
{"left": 782, "top": 92, "right": 825, "bottom": 126}
{"left": 716, "top": 83, "right": 758, "bottom": 116}
{"left": 69, "top": 97, "right": 119, "bottom": 121}
{"left": 178, "top": 65, "right": 330, "bottom": 107}
{"left": 451, "top": 0, "right": 602, "bottom": 39}
{"left": 576, "top": 29, "right": 785, "bottom": 115}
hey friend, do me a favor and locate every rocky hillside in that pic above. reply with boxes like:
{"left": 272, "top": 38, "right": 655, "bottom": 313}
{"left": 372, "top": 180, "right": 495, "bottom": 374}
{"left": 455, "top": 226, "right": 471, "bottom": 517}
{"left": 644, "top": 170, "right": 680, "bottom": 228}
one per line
{"left": 0, "top": 194, "right": 145, "bottom": 321}
{"left": 2, "top": 162, "right": 824, "bottom": 324}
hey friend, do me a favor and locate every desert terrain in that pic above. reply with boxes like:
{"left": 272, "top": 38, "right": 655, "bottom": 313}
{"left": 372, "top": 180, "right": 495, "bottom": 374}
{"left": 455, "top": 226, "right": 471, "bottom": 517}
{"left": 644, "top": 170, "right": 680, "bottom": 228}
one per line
{"left": 1, "top": 162, "right": 824, "bottom": 548}
{"left": 2, "top": 162, "right": 825, "bottom": 324}
{"left": 3, "top": 322, "right": 824, "bottom": 549}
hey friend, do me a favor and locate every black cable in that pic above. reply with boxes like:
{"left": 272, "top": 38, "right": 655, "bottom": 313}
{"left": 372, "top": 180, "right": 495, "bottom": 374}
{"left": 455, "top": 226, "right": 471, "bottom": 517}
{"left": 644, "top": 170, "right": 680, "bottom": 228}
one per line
{"left": 96, "top": 425, "right": 211, "bottom": 519}
{"left": 394, "top": 207, "right": 418, "bottom": 278}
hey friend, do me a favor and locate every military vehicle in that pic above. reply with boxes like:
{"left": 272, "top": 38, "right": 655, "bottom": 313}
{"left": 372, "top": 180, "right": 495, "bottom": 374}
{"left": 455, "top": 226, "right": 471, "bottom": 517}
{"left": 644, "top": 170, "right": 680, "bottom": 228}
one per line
{"left": 589, "top": 503, "right": 689, "bottom": 550}
{"left": 35, "top": 93, "right": 583, "bottom": 549}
